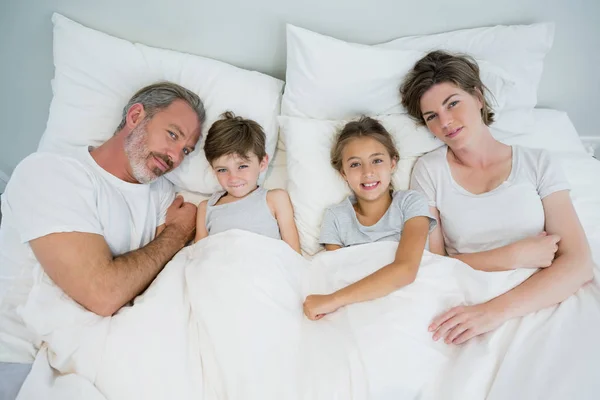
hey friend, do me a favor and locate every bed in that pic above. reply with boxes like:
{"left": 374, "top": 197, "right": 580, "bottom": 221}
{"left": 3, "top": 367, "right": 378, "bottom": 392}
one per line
{"left": 2, "top": 13, "right": 600, "bottom": 400}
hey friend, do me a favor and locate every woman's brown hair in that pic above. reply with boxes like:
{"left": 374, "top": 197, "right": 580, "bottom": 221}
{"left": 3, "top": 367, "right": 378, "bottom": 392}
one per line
{"left": 400, "top": 50, "right": 495, "bottom": 126}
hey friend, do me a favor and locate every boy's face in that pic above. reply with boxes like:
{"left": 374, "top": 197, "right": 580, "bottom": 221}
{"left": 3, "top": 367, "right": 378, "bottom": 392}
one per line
{"left": 211, "top": 152, "right": 269, "bottom": 198}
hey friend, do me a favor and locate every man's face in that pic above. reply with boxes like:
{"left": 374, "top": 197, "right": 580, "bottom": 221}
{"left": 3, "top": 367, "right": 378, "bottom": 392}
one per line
{"left": 124, "top": 100, "right": 201, "bottom": 184}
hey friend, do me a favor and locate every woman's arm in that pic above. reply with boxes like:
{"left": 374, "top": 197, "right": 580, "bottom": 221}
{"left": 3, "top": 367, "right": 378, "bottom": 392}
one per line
{"left": 433, "top": 196, "right": 560, "bottom": 272}
{"left": 430, "top": 191, "right": 594, "bottom": 344}
{"left": 324, "top": 244, "right": 342, "bottom": 251}
{"left": 303, "top": 216, "right": 431, "bottom": 320}
{"left": 268, "top": 189, "right": 301, "bottom": 253}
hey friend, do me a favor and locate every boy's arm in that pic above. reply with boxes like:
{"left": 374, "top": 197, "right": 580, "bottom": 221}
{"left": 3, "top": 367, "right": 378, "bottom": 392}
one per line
{"left": 194, "top": 200, "right": 209, "bottom": 243}
{"left": 268, "top": 189, "right": 301, "bottom": 253}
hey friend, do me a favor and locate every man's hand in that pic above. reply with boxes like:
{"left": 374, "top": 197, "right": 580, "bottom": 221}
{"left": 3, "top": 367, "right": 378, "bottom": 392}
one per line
{"left": 165, "top": 196, "right": 197, "bottom": 243}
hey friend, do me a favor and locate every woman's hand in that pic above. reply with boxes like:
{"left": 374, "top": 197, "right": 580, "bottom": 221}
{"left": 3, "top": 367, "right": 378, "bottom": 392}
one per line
{"left": 429, "top": 303, "right": 506, "bottom": 345}
{"left": 303, "top": 294, "right": 341, "bottom": 320}
{"left": 511, "top": 232, "right": 560, "bottom": 269}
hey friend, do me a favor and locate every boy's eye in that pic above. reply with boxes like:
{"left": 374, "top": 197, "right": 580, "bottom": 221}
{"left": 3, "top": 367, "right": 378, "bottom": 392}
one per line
{"left": 239, "top": 165, "right": 248, "bottom": 169}
{"left": 216, "top": 168, "right": 227, "bottom": 173}
{"left": 425, "top": 114, "right": 436, "bottom": 122}
{"left": 373, "top": 159, "right": 383, "bottom": 164}
{"left": 350, "top": 162, "right": 360, "bottom": 168}
{"left": 183, "top": 148, "right": 190, "bottom": 156}
{"left": 168, "top": 130, "right": 177, "bottom": 139}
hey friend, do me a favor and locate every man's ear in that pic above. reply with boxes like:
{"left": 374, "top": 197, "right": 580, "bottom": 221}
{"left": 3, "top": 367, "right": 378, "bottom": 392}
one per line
{"left": 259, "top": 154, "right": 269, "bottom": 172}
{"left": 126, "top": 103, "right": 147, "bottom": 129}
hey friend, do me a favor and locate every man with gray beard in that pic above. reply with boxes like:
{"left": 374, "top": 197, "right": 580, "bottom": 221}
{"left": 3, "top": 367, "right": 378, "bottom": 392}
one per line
{"left": 0, "top": 82, "right": 205, "bottom": 397}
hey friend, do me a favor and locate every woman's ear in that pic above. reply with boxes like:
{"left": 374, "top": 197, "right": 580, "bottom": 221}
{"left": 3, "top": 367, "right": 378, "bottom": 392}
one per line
{"left": 473, "top": 87, "right": 484, "bottom": 110}
{"left": 391, "top": 157, "right": 398, "bottom": 172}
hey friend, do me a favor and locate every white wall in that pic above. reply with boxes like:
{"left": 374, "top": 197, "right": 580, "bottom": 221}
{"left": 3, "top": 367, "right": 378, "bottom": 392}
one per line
{"left": 1, "top": 0, "right": 599, "bottom": 179}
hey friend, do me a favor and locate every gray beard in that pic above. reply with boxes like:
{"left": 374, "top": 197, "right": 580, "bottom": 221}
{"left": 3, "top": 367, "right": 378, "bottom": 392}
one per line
{"left": 124, "top": 121, "right": 158, "bottom": 184}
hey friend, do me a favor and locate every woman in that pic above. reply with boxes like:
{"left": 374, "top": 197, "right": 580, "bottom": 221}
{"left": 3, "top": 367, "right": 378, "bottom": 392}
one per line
{"left": 401, "top": 50, "right": 594, "bottom": 345}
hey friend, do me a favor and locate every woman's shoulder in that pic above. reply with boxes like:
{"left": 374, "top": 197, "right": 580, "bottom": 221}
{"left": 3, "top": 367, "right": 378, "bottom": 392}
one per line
{"left": 512, "top": 145, "right": 554, "bottom": 169}
{"left": 413, "top": 145, "right": 447, "bottom": 168}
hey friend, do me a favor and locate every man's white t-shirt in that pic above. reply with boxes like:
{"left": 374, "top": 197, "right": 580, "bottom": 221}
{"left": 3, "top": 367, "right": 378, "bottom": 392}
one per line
{"left": 0, "top": 147, "right": 175, "bottom": 363}
{"left": 410, "top": 145, "right": 570, "bottom": 256}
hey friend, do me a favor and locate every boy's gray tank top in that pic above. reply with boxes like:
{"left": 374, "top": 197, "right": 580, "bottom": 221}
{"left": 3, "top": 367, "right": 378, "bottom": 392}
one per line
{"left": 205, "top": 187, "right": 281, "bottom": 240}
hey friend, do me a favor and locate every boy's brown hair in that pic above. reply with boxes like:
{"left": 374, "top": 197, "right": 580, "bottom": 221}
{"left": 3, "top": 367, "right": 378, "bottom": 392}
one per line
{"left": 204, "top": 111, "right": 267, "bottom": 165}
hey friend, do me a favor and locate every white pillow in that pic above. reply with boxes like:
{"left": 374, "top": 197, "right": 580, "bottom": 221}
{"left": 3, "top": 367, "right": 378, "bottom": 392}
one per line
{"left": 282, "top": 109, "right": 584, "bottom": 255}
{"left": 282, "top": 24, "right": 515, "bottom": 121}
{"left": 38, "top": 13, "right": 284, "bottom": 194}
{"left": 500, "top": 109, "right": 586, "bottom": 154}
{"left": 378, "top": 22, "right": 555, "bottom": 111}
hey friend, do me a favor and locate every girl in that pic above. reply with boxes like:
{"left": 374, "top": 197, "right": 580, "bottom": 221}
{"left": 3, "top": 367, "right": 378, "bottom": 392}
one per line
{"left": 303, "top": 116, "right": 437, "bottom": 320}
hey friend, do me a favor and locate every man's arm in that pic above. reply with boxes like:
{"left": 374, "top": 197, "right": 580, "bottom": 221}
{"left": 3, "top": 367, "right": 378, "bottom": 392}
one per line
{"left": 30, "top": 196, "right": 196, "bottom": 317}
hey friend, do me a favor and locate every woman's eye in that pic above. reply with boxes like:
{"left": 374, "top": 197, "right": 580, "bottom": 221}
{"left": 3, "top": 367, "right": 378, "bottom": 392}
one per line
{"left": 168, "top": 131, "right": 177, "bottom": 139}
{"left": 449, "top": 100, "right": 459, "bottom": 108}
{"left": 350, "top": 162, "right": 360, "bottom": 168}
{"left": 183, "top": 148, "right": 190, "bottom": 156}
{"left": 373, "top": 159, "right": 383, "bottom": 164}
{"left": 426, "top": 114, "right": 436, "bottom": 122}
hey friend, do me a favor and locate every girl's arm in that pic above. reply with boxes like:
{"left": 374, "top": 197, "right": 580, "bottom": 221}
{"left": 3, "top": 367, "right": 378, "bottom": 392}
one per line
{"left": 268, "top": 189, "right": 301, "bottom": 253}
{"left": 427, "top": 206, "right": 446, "bottom": 256}
{"left": 193, "top": 200, "right": 209, "bottom": 243}
{"left": 303, "top": 216, "right": 430, "bottom": 320}
{"left": 324, "top": 244, "right": 342, "bottom": 251}
{"left": 431, "top": 191, "right": 594, "bottom": 344}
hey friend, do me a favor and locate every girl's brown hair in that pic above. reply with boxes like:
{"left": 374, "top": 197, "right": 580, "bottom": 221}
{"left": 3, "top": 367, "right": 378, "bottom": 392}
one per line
{"left": 400, "top": 50, "right": 495, "bottom": 126}
{"left": 331, "top": 116, "right": 399, "bottom": 173}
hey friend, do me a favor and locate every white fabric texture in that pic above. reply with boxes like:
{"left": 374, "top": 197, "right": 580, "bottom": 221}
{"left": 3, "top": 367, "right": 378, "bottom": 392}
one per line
{"left": 38, "top": 13, "right": 284, "bottom": 194}
{"left": 280, "top": 109, "right": 582, "bottom": 255}
{"left": 0, "top": 148, "right": 174, "bottom": 363}
{"left": 15, "top": 226, "right": 600, "bottom": 400}
{"left": 410, "top": 145, "right": 570, "bottom": 255}
{"left": 377, "top": 22, "right": 555, "bottom": 111}
{"left": 281, "top": 24, "right": 517, "bottom": 121}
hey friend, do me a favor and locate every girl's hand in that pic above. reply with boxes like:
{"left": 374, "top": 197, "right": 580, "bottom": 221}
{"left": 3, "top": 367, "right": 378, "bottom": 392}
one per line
{"left": 303, "top": 294, "right": 341, "bottom": 320}
{"left": 511, "top": 232, "right": 560, "bottom": 269}
{"left": 429, "top": 303, "right": 506, "bottom": 345}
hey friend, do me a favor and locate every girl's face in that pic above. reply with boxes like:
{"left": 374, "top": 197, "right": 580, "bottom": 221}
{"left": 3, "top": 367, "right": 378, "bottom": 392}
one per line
{"left": 419, "top": 81, "right": 485, "bottom": 149}
{"left": 340, "top": 136, "right": 397, "bottom": 202}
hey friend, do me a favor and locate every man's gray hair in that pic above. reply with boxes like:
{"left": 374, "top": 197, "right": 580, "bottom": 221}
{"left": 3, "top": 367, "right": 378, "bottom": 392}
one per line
{"left": 116, "top": 81, "right": 206, "bottom": 131}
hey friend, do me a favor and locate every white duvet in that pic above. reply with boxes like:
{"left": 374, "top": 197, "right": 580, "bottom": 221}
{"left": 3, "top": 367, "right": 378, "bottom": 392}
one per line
{"left": 16, "top": 153, "right": 600, "bottom": 400}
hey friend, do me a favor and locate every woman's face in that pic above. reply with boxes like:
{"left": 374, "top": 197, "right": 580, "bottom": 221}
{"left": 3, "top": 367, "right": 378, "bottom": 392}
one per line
{"left": 419, "top": 82, "right": 484, "bottom": 148}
